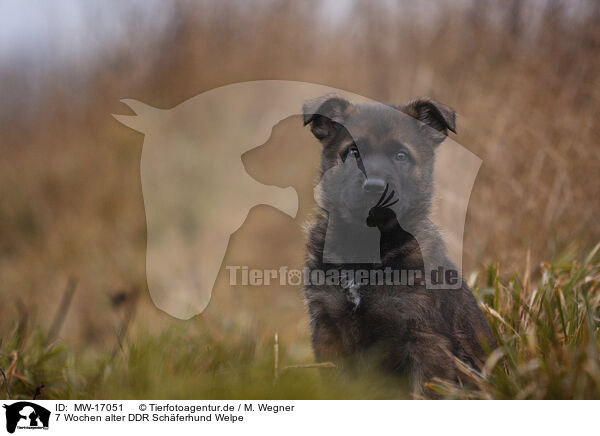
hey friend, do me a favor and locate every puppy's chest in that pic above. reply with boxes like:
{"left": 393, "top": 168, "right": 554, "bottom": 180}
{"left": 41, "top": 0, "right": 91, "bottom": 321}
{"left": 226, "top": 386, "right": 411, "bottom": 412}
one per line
{"left": 306, "top": 278, "right": 408, "bottom": 316}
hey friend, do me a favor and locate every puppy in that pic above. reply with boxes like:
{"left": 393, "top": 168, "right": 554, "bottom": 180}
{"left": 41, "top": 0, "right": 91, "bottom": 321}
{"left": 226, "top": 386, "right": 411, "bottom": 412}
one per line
{"left": 302, "top": 95, "right": 495, "bottom": 394}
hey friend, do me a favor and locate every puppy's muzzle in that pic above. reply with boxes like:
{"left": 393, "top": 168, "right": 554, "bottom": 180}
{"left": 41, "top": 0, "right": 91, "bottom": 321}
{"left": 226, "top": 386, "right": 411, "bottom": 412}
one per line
{"left": 362, "top": 177, "right": 387, "bottom": 194}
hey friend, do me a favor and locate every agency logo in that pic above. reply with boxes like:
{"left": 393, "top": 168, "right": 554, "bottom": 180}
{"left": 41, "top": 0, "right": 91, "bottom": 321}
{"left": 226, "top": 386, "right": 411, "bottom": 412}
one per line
{"left": 113, "top": 80, "right": 481, "bottom": 319}
{"left": 2, "top": 402, "right": 50, "bottom": 434}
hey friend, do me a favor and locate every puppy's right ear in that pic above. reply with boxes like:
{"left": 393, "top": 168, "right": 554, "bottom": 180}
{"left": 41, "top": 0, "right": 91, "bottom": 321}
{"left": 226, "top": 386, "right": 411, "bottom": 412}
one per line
{"left": 303, "top": 95, "right": 351, "bottom": 145}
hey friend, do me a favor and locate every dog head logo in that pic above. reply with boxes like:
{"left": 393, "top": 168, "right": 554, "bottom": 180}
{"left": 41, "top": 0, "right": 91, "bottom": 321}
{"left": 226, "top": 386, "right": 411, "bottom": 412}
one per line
{"left": 3, "top": 402, "right": 50, "bottom": 434}
{"left": 113, "top": 80, "right": 481, "bottom": 319}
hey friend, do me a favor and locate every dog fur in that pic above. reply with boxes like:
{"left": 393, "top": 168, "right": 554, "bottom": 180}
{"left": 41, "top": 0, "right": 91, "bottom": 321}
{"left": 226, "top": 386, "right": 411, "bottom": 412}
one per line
{"left": 302, "top": 95, "right": 495, "bottom": 394}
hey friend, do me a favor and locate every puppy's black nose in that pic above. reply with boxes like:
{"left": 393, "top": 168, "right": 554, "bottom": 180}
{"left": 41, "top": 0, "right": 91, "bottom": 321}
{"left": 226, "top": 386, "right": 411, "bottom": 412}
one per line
{"left": 362, "top": 178, "right": 387, "bottom": 193}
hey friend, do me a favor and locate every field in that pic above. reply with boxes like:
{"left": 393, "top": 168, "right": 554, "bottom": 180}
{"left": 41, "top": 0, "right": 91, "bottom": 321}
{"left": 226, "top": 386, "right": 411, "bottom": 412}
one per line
{"left": 1, "top": 0, "right": 600, "bottom": 399}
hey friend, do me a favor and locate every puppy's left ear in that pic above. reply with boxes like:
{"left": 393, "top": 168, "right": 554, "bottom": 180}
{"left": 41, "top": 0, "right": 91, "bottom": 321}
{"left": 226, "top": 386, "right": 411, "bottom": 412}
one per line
{"left": 404, "top": 97, "right": 456, "bottom": 138}
{"left": 303, "top": 94, "right": 351, "bottom": 146}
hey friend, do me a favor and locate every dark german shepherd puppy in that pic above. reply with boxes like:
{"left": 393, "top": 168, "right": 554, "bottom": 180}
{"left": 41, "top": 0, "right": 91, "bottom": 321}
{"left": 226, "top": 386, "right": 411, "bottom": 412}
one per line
{"left": 302, "top": 95, "right": 495, "bottom": 394}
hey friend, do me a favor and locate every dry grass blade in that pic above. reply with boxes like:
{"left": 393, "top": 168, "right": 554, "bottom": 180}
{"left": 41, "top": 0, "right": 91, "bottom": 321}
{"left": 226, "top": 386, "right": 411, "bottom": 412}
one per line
{"left": 282, "top": 362, "right": 336, "bottom": 370}
{"left": 0, "top": 366, "right": 10, "bottom": 399}
{"left": 481, "top": 304, "right": 520, "bottom": 337}
{"left": 47, "top": 277, "right": 78, "bottom": 345}
{"left": 481, "top": 348, "right": 505, "bottom": 378}
{"left": 273, "top": 332, "right": 279, "bottom": 384}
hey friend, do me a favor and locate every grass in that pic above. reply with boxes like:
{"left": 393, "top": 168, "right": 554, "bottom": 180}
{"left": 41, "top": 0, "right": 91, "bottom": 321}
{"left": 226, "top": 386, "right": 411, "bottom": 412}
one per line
{"left": 430, "top": 243, "right": 600, "bottom": 399}
{"left": 2, "top": 243, "right": 600, "bottom": 400}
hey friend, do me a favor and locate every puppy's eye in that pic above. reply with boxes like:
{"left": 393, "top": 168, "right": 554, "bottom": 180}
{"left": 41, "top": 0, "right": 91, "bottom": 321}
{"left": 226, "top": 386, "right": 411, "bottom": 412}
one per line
{"left": 395, "top": 151, "right": 408, "bottom": 161}
{"left": 349, "top": 146, "right": 360, "bottom": 158}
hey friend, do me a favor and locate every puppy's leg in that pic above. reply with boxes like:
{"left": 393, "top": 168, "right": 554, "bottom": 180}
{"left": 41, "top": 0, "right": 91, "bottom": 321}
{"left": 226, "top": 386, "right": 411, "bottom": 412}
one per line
{"left": 310, "top": 315, "right": 345, "bottom": 362}
{"left": 306, "top": 286, "right": 361, "bottom": 361}
{"left": 306, "top": 297, "right": 346, "bottom": 362}
{"left": 395, "top": 330, "right": 456, "bottom": 397}
{"left": 365, "top": 295, "right": 456, "bottom": 394}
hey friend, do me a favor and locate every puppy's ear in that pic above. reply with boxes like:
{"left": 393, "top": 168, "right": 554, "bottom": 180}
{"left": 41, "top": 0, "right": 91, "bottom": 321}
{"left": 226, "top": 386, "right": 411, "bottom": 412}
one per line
{"left": 303, "top": 95, "right": 351, "bottom": 145}
{"left": 404, "top": 97, "right": 456, "bottom": 138}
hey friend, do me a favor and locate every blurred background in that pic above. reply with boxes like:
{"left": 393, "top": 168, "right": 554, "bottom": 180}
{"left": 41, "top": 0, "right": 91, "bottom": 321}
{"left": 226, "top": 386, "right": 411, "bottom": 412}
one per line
{"left": 1, "top": 0, "right": 599, "bottom": 398}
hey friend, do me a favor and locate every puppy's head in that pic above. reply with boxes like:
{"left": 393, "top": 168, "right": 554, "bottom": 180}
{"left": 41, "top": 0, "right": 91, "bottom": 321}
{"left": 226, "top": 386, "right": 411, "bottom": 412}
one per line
{"left": 303, "top": 95, "right": 455, "bottom": 225}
